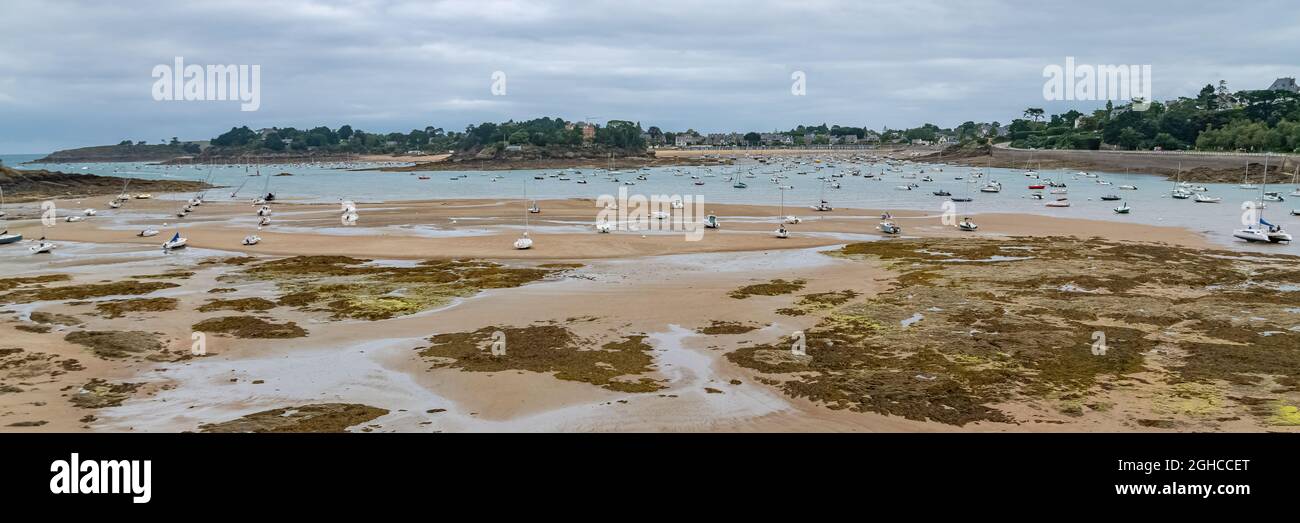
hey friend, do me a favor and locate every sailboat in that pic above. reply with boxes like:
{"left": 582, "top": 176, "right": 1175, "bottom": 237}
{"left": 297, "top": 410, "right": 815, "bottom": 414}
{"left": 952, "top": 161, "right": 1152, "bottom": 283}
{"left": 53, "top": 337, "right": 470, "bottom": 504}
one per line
{"left": 1113, "top": 201, "right": 1131, "bottom": 214}
{"left": 1171, "top": 163, "right": 1192, "bottom": 199}
{"left": 1235, "top": 155, "right": 1292, "bottom": 243}
{"left": 1239, "top": 161, "right": 1258, "bottom": 189}
{"left": 514, "top": 184, "right": 533, "bottom": 250}
{"left": 0, "top": 185, "right": 20, "bottom": 244}
{"left": 1288, "top": 162, "right": 1300, "bottom": 197}
{"left": 809, "top": 179, "right": 832, "bottom": 211}
{"left": 162, "top": 231, "right": 188, "bottom": 250}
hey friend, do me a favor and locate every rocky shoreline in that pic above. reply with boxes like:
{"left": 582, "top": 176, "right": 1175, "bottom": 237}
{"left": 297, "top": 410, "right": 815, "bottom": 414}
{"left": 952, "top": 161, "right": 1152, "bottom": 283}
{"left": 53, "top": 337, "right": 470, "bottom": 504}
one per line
{"left": 0, "top": 165, "right": 210, "bottom": 203}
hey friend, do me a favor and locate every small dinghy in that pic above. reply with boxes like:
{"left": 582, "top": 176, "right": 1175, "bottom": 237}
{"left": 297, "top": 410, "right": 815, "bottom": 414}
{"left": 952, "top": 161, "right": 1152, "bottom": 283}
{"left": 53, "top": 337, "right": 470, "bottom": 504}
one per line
{"left": 30, "top": 239, "right": 56, "bottom": 254}
{"left": 162, "top": 232, "right": 188, "bottom": 250}
{"left": 257, "top": 206, "right": 272, "bottom": 217}
{"left": 65, "top": 215, "right": 84, "bottom": 223}
{"left": 242, "top": 235, "right": 261, "bottom": 246}
{"left": 810, "top": 200, "right": 833, "bottom": 211}
{"left": 258, "top": 216, "right": 271, "bottom": 227}
{"left": 1113, "top": 202, "right": 1131, "bottom": 214}
{"left": 1100, "top": 194, "right": 1121, "bottom": 201}
{"left": 108, "top": 200, "right": 122, "bottom": 209}
{"left": 595, "top": 220, "right": 612, "bottom": 233}
{"left": 878, "top": 221, "right": 901, "bottom": 235}
{"left": 1119, "top": 185, "right": 1138, "bottom": 190}
{"left": 528, "top": 201, "right": 541, "bottom": 214}
{"left": 783, "top": 216, "right": 802, "bottom": 224}
{"left": 933, "top": 190, "right": 951, "bottom": 197}
{"left": 83, "top": 208, "right": 97, "bottom": 216}
{"left": 774, "top": 225, "right": 789, "bottom": 238}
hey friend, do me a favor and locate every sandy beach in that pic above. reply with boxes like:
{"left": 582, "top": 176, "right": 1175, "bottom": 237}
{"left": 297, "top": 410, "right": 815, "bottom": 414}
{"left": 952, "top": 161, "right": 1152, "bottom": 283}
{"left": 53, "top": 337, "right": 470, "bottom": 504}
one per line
{"left": 7, "top": 185, "right": 1296, "bottom": 434}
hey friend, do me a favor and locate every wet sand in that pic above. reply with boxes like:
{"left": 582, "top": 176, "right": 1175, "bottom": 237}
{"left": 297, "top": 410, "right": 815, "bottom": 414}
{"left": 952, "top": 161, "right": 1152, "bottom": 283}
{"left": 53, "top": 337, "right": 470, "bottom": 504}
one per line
{"left": 10, "top": 196, "right": 1210, "bottom": 260}
{"left": 3, "top": 191, "right": 1285, "bottom": 434}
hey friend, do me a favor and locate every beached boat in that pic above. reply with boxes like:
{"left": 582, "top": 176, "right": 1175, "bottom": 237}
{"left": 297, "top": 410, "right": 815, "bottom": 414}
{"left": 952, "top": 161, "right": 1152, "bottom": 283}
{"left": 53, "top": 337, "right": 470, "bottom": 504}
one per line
{"left": 595, "top": 220, "right": 612, "bottom": 233}
{"left": 242, "top": 235, "right": 261, "bottom": 246}
{"left": 137, "top": 228, "right": 159, "bottom": 237}
{"left": 704, "top": 214, "right": 719, "bottom": 229}
{"left": 774, "top": 225, "right": 789, "bottom": 238}
{"left": 162, "top": 232, "right": 188, "bottom": 250}
{"left": 29, "top": 239, "right": 56, "bottom": 254}
{"left": 958, "top": 217, "right": 978, "bottom": 231}
{"left": 0, "top": 186, "right": 18, "bottom": 244}
{"left": 878, "top": 221, "right": 901, "bottom": 235}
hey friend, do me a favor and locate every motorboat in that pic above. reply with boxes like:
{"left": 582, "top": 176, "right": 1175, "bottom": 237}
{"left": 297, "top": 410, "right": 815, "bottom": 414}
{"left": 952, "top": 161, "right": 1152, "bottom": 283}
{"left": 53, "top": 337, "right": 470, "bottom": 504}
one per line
{"left": 138, "top": 228, "right": 159, "bottom": 237}
{"left": 1100, "top": 194, "right": 1122, "bottom": 201}
{"left": 775, "top": 225, "right": 789, "bottom": 239}
{"left": 242, "top": 235, "right": 261, "bottom": 246}
{"left": 878, "top": 221, "right": 901, "bottom": 235}
{"left": 958, "top": 217, "right": 978, "bottom": 231}
{"left": 704, "top": 214, "right": 720, "bottom": 229}
{"left": 1045, "top": 198, "right": 1071, "bottom": 208}
{"left": 1113, "top": 202, "right": 1131, "bottom": 214}
{"left": 1119, "top": 185, "right": 1138, "bottom": 190}
{"left": 1194, "top": 194, "right": 1221, "bottom": 203}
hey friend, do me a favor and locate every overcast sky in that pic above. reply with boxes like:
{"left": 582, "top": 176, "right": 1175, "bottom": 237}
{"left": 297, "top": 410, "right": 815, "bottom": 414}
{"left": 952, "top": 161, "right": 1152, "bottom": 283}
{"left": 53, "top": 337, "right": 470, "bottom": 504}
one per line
{"left": 2, "top": 0, "right": 1297, "bottom": 152}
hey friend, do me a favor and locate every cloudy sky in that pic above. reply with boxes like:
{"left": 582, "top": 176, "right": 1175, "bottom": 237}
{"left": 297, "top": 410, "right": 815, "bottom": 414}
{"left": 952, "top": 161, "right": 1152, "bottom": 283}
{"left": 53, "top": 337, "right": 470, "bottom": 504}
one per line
{"left": 2, "top": 0, "right": 1297, "bottom": 152}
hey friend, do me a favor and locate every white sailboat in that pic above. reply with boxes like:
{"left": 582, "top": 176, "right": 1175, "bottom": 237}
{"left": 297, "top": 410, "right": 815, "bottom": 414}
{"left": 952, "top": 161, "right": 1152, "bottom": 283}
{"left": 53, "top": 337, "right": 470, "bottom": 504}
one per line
{"left": 162, "top": 231, "right": 188, "bottom": 250}
{"left": 1235, "top": 155, "right": 1292, "bottom": 243}
{"left": 514, "top": 184, "right": 533, "bottom": 250}
{"left": 1113, "top": 201, "right": 1131, "bottom": 214}
{"left": 0, "top": 185, "right": 20, "bottom": 244}
{"left": 1239, "top": 161, "right": 1258, "bottom": 190}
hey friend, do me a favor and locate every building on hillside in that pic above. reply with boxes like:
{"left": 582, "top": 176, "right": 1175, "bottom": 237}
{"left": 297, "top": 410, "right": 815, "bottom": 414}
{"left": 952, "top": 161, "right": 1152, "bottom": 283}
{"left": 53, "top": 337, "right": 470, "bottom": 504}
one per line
{"left": 1268, "top": 77, "right": 1299, "bottom": 93}
{"left": 582, "top": 123, "right": 596, "bottom": 143}
{"left": 674, "top": 133, "right": 704, "bottom": 147}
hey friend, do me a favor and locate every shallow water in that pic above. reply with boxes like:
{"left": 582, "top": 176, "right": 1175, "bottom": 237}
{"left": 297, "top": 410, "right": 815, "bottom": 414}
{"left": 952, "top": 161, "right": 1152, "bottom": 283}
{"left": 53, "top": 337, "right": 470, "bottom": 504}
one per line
{"left": 5, "top": 153, "right": 1299, "bottom": 253}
